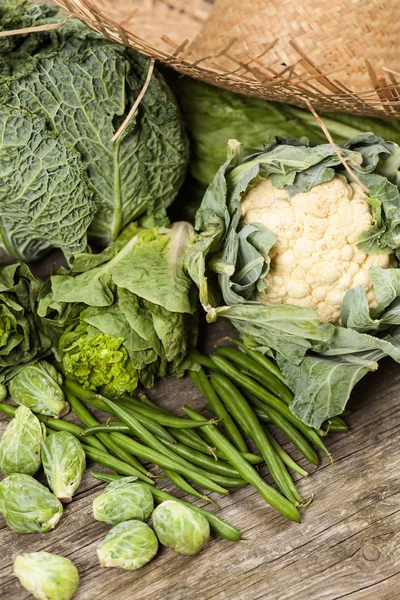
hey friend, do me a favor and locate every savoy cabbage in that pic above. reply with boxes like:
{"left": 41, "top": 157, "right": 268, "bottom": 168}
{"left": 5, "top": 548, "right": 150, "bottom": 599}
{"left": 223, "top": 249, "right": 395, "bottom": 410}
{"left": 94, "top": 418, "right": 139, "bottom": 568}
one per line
{"left": 0, "top": 0, "right": 188, "bottom": 261}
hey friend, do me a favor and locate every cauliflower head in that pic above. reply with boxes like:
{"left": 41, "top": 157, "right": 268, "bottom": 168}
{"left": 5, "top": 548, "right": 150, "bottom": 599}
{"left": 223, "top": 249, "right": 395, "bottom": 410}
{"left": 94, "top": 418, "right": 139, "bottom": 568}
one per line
{"left": 241, "top": 174, "right": 396, "bottom": 323}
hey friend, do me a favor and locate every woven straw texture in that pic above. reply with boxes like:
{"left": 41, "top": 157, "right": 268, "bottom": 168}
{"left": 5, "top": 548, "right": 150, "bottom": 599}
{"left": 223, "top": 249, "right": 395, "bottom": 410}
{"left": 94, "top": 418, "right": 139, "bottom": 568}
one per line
{"left": 54, "top": 0, "right": 400, "bottom": 119}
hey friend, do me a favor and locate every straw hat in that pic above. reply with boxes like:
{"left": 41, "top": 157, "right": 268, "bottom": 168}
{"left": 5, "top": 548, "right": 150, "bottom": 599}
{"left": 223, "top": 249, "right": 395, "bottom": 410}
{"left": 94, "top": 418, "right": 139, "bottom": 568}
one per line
{"left": 55, "top": 0, "right": 400, "bottom": 119}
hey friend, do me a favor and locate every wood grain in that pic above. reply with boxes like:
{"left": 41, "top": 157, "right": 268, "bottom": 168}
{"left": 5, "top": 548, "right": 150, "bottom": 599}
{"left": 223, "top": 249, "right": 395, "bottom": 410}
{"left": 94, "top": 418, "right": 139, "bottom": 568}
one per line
{"left": 1, "top": 321, "right": 399, "bottom": 600}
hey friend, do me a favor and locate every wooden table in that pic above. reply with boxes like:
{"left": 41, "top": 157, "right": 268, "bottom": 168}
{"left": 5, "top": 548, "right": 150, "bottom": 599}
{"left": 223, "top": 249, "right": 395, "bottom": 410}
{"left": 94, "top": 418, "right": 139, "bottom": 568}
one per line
{"left": 1, "top": 321, "right": 399, "bottom": 600}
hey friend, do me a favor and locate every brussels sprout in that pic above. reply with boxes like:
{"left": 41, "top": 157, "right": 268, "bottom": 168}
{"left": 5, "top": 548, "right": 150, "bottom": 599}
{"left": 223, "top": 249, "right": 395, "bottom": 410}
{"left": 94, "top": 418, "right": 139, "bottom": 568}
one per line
{"left": 0, "top": 383, "right": 7, "bottom": 401}
{"left": 152, "top": 500, "right": 210, "bottom": 555}
{"left": 14, "top": 552, "right": 79, "bottom": 600}
{"left": 42, "top": 431, "right": 86, "bottom": 503}
{"left": 97, "top": 520, "right": 158, "bottom": 570}
{"left": 0, "top": 405, "right": 44, "bottom": 476}
{"left": 40, "top": 361, "right": 64, "bottom": 387}
{"left": 93, "top": 476, "right": 153, "bottom": 525}
{"left": 9, "top": 361, "right": 68, "bottom": 417}
{"left": 0, "top": 473, "right": 63, "bottom": 533}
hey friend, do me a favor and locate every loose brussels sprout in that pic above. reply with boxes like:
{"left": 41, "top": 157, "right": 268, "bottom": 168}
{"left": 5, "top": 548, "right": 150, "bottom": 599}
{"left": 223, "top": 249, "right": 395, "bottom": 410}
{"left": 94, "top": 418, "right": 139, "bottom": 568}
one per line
{"left": 14, "top": 552, "right": 79, "bottom": 600}
{"left": 93, "top": 476, "right": 154, "bottom": 525}
{"left": 9, "top": 360, "right": 68, "bottom": 417}
{"left": 97, "top": 520, "right": 158, "bottom": 570}
{"left": 152, "top": 500, "right": 210, "bottom": 555}
{"left": 0, "top": 473, "right": 63, "bottom": 533}
{"left": 0, "top": 405, "right": 44, "bottom": 476}
{"left": 42, "top": 431, "right": 86, "bottom": 503}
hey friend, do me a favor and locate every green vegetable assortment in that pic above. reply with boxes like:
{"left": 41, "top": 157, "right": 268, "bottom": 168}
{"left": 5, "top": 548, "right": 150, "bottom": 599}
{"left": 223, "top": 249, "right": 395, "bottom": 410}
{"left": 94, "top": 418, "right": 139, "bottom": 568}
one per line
{"left": 3, "top": 0, "right": 400, "bottom": 597}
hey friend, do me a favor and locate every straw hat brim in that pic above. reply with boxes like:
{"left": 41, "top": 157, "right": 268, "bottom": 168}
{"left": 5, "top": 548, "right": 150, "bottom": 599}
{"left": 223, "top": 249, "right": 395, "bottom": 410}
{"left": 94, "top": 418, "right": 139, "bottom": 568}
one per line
{"left": 54, "top": 0, "right": 400, "bottom": 120}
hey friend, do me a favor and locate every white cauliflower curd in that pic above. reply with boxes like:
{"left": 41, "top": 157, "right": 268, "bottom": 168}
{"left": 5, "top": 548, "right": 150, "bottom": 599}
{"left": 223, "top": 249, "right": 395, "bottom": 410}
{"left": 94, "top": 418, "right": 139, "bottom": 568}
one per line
{"left": 241, "top": 174, "right": 396, "bottom": 324}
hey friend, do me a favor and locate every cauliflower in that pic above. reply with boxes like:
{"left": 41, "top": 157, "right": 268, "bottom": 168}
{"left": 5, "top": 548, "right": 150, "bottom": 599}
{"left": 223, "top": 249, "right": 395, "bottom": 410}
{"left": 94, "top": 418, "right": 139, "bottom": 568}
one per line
{"left": 241, "top": 174, "right": 396, "bottom": 323}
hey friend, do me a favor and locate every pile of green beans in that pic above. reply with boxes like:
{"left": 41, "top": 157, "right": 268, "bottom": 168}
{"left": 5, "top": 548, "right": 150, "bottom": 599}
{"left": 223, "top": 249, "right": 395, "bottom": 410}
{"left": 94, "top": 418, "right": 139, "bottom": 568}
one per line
{"left": 68, "top": 342, "right": 347, "bottom": 522}
{"left": 186, "top": 344, "right": 348, "bottom": 513}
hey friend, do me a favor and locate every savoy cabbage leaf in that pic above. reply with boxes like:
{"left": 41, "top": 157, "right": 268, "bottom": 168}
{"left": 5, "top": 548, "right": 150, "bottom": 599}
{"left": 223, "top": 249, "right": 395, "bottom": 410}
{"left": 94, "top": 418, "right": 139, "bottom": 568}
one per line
{"left": 0, "top": 106, "right": 94, "bottom": 261}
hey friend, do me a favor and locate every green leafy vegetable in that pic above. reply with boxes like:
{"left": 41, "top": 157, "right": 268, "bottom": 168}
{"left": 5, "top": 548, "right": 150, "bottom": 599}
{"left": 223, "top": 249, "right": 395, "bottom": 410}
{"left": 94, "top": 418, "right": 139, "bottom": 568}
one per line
{"left": 40, "top": 222, "right": 198, "bottom": 396}
{"left": 9, "top": 360, "right": 68, "bottom": 417}
{"left": 0, "top": 473, "right": 63, "bottom": 533}
{"left": 42, "top": 431, "right": 86, "bottom": 503}
{"left": 62, "top": 325, "right": 139, "bottom": 398}
{"left": 14, "top": 552, "right": 79, "bottom": 600}
{"left": 0, "top": 1, "right": 188, "bottom": 261}
{"left": 0, "top": 405, "right": 44, "bottom": 476}
{"left": 0, "top": 263, "right": 51, "bottom": 383}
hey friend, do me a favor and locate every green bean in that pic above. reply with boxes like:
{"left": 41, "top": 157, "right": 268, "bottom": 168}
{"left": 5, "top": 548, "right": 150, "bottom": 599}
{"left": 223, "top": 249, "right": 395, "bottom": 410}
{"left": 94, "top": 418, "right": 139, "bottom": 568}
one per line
{"left": 108, "top": 431, "right": 229, "bottom": 496}
{"left": 110, "top": 400, "right": 175, "bottom": 443}
{"left": 277, "top": 459, "right": 302, "bottom": 503}
{"left": 81, "top": 445, "right": 155, "bottom": 484}
{"left": 66, "top": 380, "right": 207, "bottom": 429}
{"left": 90, "top": 472, "right": 242, "bottom": 541}
{"left": 210, "top": 355, "right": 331, "bottom": 459}
{"left": 65, "top": 390, "right": 150, "bottom": 477}
{"left": 91, "top": 472, "right": 123, "bottom": 483}
{"left": 0, "top": 403, "right": 17, "bottom": 419}
{"left": 167, "top": 427, "right": 218, "bottom": 456}
{"left": 328, "top": 422, "right": 349, "bottom": 433}
{"left": 182, "top": 406, "right": 301, "bottom": 523}
{"left": 249, "top": 395, "right": 319, "bottom": 465}
{"left": 119, "top": 396, "right": 209, "bottom": 429}
{"left": 163, "top": 470, "right": 219, "bottom": 507}
{"left": 324, "top": 416, "right": 349, "bottom": 433}
{"left": 241, "top": 452, "right": 264, "bottom": 465}
{"left": 190, "top": 351, "right": 216, "bottom": 370}
{"left": 99, "top": 396, "right": 235, "bottom": 488}
{"left": 232, "top": 340, "right": 288, "bottom": 385}
{"left": 163, "top": 440, "right": 242, "bottom": 478}
{"left": 84, "top": 422, "right": 130, "bottom": 434}
{"left": 217, "top": 346, "right": 293, "bottom": 404}
{"left": 131, "top": 394, "right": 172, "bottom": 414}
{"left": 177, "top": 426, "right": 264, "bottom": 466}
{"left": 210, "top": 373, "right": 300, "bottom": 504}
{"left": 264, "top": 428, "right": 308, "bottom": 478}
{"left": 0, "top": 403, "right": 106, "bottom": 452}
{"left": 191, "top": 368, "right": 249, "bottom": 453}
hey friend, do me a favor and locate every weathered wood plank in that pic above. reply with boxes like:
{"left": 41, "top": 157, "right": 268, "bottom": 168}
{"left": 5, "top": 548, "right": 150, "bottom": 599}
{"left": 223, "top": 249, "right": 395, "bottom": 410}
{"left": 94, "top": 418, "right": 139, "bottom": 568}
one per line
{"left": 1, "top": 323, "right": 400, "bottom": 600}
